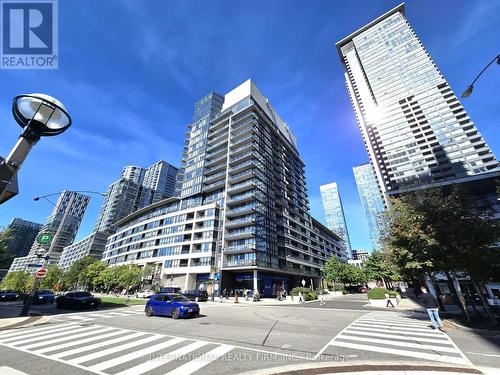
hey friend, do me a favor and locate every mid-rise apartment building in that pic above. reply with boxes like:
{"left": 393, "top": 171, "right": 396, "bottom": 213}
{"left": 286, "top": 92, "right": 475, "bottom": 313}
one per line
{"left": 103, "top": 80, "right": 347, "bottom": 296}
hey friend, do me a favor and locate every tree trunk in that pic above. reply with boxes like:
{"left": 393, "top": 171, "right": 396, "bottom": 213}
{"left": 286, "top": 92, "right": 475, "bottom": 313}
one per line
{"left": 381, "top": 278, "right": 387, "bottom": 289}
{"left": 470, "top": 275, "right": 498, "bottom": 326}
{"left": 446, "top": 272, "right": 470, "bottom": 322}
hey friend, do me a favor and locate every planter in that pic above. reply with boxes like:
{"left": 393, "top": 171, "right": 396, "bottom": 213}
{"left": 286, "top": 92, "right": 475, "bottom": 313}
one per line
{"left": 328, "top": 291, "right": 343, "bottom": 297}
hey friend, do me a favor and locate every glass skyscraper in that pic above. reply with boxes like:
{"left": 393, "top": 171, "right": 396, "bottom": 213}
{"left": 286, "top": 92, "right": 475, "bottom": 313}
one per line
{"left": 336, "top": 4, "right": 498, "bottom": 202}
{"left": 353, "top": 163, "right": 386, "bottom": 250}
{"left": 2, "top": 218, "right": 42, "bottom": 267}
{"left": 319, "top": 183, "right": 352, "bottom": 257}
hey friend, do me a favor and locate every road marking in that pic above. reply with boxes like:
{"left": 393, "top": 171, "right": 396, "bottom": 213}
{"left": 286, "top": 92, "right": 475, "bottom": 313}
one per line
{"left": 351, "top": 322, "right": 442, "bottom": 333}
{"left": 21, "top": 326, "right": 115, "bottom": 349}
{"left": 114, "top": 341, "right": 209, "bottom": 375}
{"left": 3, "top": 325, "right": 99, "bottom": 346}
{"left": 344, "top": 329, "right": 450, "bottom": 344}
{"left": 342, "top": 325, "right": 445, "bottom": 337}
{"left": 336, "top": 334, "right": 458, "bottom": 353}
{"left": 35, "top": 329, "right": 126, "bottom": 354}
{"left": 52, "top": 331, "right": 145, "bottom": 359}
{"left": 0, "top": 367, "right": 30, "bottom": 375}
{"left": 0, "top": 323, "right": 79, "bottom": 340}
{"left": 68, "top": 334, "right": 163, "bottom": 364}
{"left": 89, "top": 337, "right": 185, "bottom": 372}
{"left": 357, "top": 318, "right": 430, "bottom": 327}
{"left": 164, "top": 344, "right": 234, "bottom": 375}
{"left": 330, "top": 341, "right": 468, "bottom": 365}
{"left": 467, "top": 352, "right": 500, "bottom": 358}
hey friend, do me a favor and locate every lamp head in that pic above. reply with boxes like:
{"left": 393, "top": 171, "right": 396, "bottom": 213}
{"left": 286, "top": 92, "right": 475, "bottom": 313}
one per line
{"left": 12, "top": 93, "right": 72, "bottom": 137}
{"left": 461, "top": 85, "right": 474, "bottom": 98}
{"left": 34, "top": 197, "right": 40, "bottom": 201}
{"left": 497, "top": 55, "right": 500, "bottom": 65}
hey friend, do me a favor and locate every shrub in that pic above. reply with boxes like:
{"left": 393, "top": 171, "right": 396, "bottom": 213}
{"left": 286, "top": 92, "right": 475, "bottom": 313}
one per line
{"left": 367, "top": 287, "right": 398, "bottom": 299}
{"left": 291, "top": 287, "right": 317, "bottom": 301}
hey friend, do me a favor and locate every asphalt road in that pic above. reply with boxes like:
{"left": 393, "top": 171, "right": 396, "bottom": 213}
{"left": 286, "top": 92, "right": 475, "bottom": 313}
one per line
{"left": 0, "top": 296, "right": 499, "bottom": 374}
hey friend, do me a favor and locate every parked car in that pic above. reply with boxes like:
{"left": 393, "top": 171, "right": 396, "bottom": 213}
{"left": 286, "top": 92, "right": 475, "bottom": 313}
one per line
{"left": 0, "top": 290, "right": 19, "bottom": 301}
{"left": 358, "top": 286, "right": 368, "bottom": 293}
{"left": 136, "top": 290, "right": 154, "bottom": 299}
{"left": 34, "top": 290, "right": 55, "bottom": 304}
{"left": 56, "top": 291, "right": 101, "bottom": 309}
{"left": 145, "top": 293, "right": 200, "bottom": 319}
{"left": 182, "top": 289, "right": 208, "bottom": 302}
{"left": 159, "top": 286, "right": 182, "bottom": 294}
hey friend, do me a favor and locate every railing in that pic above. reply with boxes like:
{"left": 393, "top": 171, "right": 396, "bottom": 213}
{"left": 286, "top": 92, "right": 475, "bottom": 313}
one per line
{"left": 223, "top": 259, "right": 256, "bottom": 267}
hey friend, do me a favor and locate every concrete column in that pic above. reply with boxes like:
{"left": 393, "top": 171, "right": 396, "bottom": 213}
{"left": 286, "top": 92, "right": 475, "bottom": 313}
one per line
{"left": 253, "top": 270, "right": 258, "bottom": 292}
{"left": 184, "top": 273, "right": 190, "bottom": 291}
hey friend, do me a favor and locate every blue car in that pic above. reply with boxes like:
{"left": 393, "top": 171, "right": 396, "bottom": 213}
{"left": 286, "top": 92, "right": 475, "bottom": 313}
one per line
{"left": 34, "top": 290, "right": 55, "bottom": 304}
{"left": 0, "top": 290, "right": 19, "bottom": 301}
{"left": 145, "top": 293, "right": 200, "bottom": 319}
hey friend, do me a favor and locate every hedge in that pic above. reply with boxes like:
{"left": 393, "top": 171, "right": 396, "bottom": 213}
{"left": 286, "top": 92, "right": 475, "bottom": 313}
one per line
{"left": 367, "top": 287, "right": 397, "bottom": 300}
{"left": 291, "top": 287, "right": 317, "bottom": 301}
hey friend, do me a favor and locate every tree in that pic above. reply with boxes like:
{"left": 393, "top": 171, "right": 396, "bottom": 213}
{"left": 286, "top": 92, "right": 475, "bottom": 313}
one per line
{"left": 63, "top": 256, "right": 97, "bottom": 289}
{"left": 80, "top": 261, "right": 107, "bottom": 290}
{"left": 39, "top": 265, "right": 63, "bottom": 290}
{"left": 0, "top": 228, "right": 13, "bottom": 269}
{"left": 0, "top": 271, "right": 33, "bottom": 293}
{"left": 117, "top": 265, "right": 142, "bottom": 292}
{"left": 322, "top": 256, "right": 366, "bottom": 290}
{"left": 383, "top": 185, "right": 500, "bottom": 324}
{"left": 364, "top": 250, "right": 400, "bottom": 288}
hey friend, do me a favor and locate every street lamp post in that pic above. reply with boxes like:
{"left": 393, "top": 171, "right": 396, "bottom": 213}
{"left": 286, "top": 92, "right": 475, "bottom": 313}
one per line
{"left": 461, "top": 54, "right": 500, "bottom": 98}
{"left": 19, "top": 190, "right": 105, "bottom": 317}
{"left": 0, "top": 94, "right": 72, "bottom": 204}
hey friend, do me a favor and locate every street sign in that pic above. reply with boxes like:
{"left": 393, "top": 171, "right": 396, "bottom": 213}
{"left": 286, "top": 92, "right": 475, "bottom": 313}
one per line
{"left": 36, "top": 233, "right": 53, "bottom": 245}
{"left": 35, "top": 268, "right": 47, "bottom": 278}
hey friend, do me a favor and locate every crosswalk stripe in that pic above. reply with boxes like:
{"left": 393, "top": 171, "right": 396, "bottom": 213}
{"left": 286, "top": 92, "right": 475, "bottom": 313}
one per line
{"left": 3, "top": 325, "right": 99, "bottom": 346}
{"left": 63, "top": 316, "right": 95, "bottom": 321}
{"left": 352, "top": 322, "right": 443, "bottom": 334}
{"left": 357, "top": 318, "right": 430, "bottom": 327}
{"left": 83, "top": 313, "right": 109, "bottom": 318}
{"left": 330, "top": 341, "right": 468, "bottom": 365}
{"left": 68, "top": 334, "right": 163, "bottom": 365}
{"left": 103, "top": 312, "right": 130, "bottom": 316}
{"left": 89, "top": 337, "right": 185, "bottom": 372}
{"left": 344, "top": 329, "right": 451, "bottom": 344}
{"left": 21, "top": 326, "right": 115, "bottom": 349}
{"left": 35, "top": 329, "right": 127, "bottom": 354}
{"left": 114, "top": 341, "right": 209, "bottom": 375}
{"left": 52, "top": 331, "right": 145, "bottom": 359}
{"left": 343, "top": 325, "right": 445, "bottom": 337}
{"left": 0, "top": 323, "right": 78, "bottom": 340}
{"left": 337, "top": 334, "right": 458, "bottom": 353}
{"left": 164, "top": 344, "right": 234, "bottom": 375}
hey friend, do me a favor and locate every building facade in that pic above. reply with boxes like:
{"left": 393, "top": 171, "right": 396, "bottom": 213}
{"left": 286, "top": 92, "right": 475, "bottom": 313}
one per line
{"left": 139, "top": 161, "right": 179, "bottom": 208}
{"left": 320, "top": 183, "right": 352, "bottom": 257}
{"left": 104, "top": 80, "right": 347, "bottom": 296}
{"left": 58, "top": 231, "right": 109, "bottom": 271}
{"left": 2, "top": 218, "right": 42, "bottom": 264}
{"left": 9, "top": 191, "right": 90, "bottom": 272}
{"left": 348, "top": 249, "right": 370, "bottom": 269}
{"left": 336, "top": 4, "right": 498, "bottom": 203}
{"left": 353, "top": 163, "right": 387, "bottom": 250}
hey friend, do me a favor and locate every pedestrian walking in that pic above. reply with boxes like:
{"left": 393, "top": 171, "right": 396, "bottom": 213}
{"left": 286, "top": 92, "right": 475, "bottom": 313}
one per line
{"left": 298, "top": 291, "right": 304, "bottom": 304}
{"left": 420, "top": 286, "right": 445, "bottom": 331}
{"left": 319, "top": 294, "right": 326, "bottom": 307}
{"left": 385, "top": 292, "right": 395, "bottom": 308}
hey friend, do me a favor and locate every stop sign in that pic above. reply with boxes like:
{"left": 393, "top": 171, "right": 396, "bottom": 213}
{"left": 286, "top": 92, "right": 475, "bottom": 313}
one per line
{"left": 35, "top": 268, "right": 47, "bottom": 278}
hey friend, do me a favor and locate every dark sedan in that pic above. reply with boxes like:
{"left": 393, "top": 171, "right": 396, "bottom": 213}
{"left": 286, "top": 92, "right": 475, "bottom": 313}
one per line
{"left": 0, "top": 290, "right": 19, "bottom": 301}
{"left": 34, "top": 290, "right": 55, "bottom": 304}
{"left": 56, "top": 291, "right": 101, "bottom": 309}
{"left": 182, "top": 289, "right": 208, "bottom": 302}
{"left": 145, "top": 293, "right": 199, "bottom": 319}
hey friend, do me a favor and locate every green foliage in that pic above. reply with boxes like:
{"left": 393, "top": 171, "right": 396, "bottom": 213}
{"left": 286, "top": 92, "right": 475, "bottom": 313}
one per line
{"left": 0, "top": 228, "right": 13, "bottom": 269}
{"left": 0, "top": 271, "right": 33, "bottom": 293}
{"left": 322, "top": 256, "right": 367, "bottom": 287}
{"left": 39, "top": 265, "right": 63, "bottom": 290}
{"left": 80, "top": 261, "right": 108, "bottom": 289}
{"left": 63, "top": 256, "right": 98, "bottom": 287}
{"left": 383, "top": 186, "right": 500, "bottom": 280}
{"left": 99, "top": 265, "right": 143, "bottom": 291}
{"left": 367, "top": 287, "right": 397, "bottom": 299}
{"left": 364, "top": 250, "right": 400, "bottom": 283}
{"left": 291, "top": 287, "right": 317, "bottom": 301}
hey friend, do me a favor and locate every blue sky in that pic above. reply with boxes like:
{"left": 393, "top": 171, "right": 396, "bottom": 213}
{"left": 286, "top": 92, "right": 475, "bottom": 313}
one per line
{"left": 0, "top": 0, "right": 499, "bottom": 250}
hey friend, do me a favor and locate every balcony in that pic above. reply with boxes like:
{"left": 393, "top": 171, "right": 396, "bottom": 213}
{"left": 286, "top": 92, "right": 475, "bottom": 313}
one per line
{"left": 205, "top": 162, "right": 226, "bottom": 176}
{"left": 207, "top": 137, "right": 228, "bottom": 153}
{"left": 222, "top": 259, "right": 256, "bottom": 268}
{"left": 227, "top": 191, "right": 255, "bottom": 206}
{"left": 204, "top": 179, "right": 226, "bottom": 193}
{"left": 228, "top": 169, "right": 254, "bottom": 184}
{"left": 204, "top": 170, "right": 226, "bottom": 184}
{"left": 285, "top": 265, "right": 320, "bottom": 277}
{"left": 225, "top": 228, "right": 255, "bottom": 240}
{"left": 230, "top": 134, "right": 255, "bottom": 150}
{"left": 205, "top": 153, "right": 227, "bottom": 167}
{"left": 229, "top": 159, "right": 255, "bottom": 175}
{"left": 286, "top": 255, "right": 320, "bottom": 269}
{"left": 226, "top": 204, "right": 257, "bottom": 217}
{"left": 225, "top": 216, "right": 256, "bottom": 229}
{"left": 224, "top": 244, "right": 255, "bottom": 255}
{"left": 227, "top": 179, "right": 256, "bottom": 194}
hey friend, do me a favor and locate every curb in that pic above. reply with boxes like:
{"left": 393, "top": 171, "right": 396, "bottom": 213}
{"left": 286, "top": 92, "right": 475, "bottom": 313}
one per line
{"left": 236, "top": 361, "right": 482, "bottom": 375}
{"left": 446, "top": 320, "right": 500, "bottom": 335}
